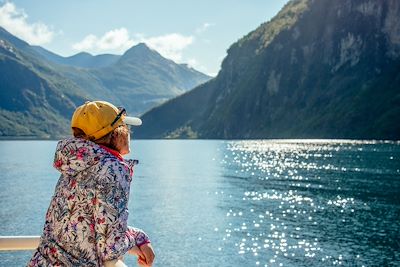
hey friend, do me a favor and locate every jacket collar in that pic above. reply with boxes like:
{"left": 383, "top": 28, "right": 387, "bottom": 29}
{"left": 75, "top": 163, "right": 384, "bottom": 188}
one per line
{"left": 99, "top": 145, "right": 123, "bottom": 161}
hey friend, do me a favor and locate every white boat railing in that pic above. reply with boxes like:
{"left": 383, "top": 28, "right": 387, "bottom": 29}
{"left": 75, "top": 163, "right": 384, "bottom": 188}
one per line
{"left": 0, "top": 236, "right": 39, "bottom": 251}
{"left": 0, "top": 236, "right": 127, "bottom": 267}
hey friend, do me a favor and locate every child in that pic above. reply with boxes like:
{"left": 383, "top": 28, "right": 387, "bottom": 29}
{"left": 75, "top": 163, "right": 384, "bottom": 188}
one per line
{"left": 28, "top": 101, "right": 155, "bottom": 267}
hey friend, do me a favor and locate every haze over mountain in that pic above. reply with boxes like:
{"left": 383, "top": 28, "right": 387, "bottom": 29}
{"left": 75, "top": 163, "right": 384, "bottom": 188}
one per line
{"left": 136, "top": 0, "right": 400, "bottom": 140}
{"left": 32, "top": 46, "right": 120, "bottom": 69}
{"left": 0, "top": 27, "right": 211, "bottom": 138}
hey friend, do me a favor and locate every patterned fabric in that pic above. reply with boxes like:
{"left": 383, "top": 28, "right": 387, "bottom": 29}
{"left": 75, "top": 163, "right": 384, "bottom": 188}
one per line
{"left": 27, "top": 138, "right": 150, "bottom": 267}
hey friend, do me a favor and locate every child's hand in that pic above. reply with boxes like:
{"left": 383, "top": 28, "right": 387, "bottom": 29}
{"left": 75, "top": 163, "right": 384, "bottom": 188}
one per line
{"left": 137, "top": 255, "right": 147, "bottom": 267}
{"left": 137, "top": 243, "right": 155, "bottom": 267}
{"left": 127, "top": 246, "right": 141, "bottom": 256}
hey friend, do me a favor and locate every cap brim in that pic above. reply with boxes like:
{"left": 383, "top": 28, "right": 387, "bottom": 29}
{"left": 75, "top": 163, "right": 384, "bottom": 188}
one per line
{"left": 123, "top": 116, "right": 142, "bottom": 126}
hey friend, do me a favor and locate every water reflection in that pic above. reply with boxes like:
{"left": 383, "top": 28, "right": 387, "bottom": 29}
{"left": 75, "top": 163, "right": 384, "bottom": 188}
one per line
{"left": 215, "top": 140, "right": 400, "bottom": 266}
{"left": 0, "top": 140, "right": 398, "bottom": 266}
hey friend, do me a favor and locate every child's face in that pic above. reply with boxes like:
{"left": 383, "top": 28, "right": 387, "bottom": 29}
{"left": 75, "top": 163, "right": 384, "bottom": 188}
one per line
{"left": 119, "top": 132, "right": 130, "bottom": 155}
{"left": 113, "top": 125, "right": 130, "bottom": 155}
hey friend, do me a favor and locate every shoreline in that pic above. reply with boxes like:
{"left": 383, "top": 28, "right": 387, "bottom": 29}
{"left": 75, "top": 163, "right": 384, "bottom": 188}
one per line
{"left": 0, "top": 137, "right": 399, "bottom": 143}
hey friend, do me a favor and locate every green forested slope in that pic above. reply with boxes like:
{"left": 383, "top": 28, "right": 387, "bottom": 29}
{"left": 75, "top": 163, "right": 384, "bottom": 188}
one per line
{"left": 137, "top": 0, "right": 400, "bottom": 140}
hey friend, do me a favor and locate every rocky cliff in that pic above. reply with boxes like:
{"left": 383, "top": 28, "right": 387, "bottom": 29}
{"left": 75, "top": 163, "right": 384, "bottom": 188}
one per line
{"left": 137, "top": 0, "right": 400, "bottom": 140}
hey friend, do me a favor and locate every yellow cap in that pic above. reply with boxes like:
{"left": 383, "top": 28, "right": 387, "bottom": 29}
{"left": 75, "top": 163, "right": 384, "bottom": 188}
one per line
{"left": 71, "top": 101, "right": 125, "bottom": 140}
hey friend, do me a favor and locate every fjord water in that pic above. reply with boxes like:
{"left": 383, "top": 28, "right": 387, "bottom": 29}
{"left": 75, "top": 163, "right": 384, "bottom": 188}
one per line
{"left": 0, "top": 140, "right": 399, "bottom": 266}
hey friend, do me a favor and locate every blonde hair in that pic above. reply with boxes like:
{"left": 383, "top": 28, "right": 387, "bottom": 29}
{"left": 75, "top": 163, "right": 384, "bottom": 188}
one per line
{"left": 72, "top": 125, "right": 130, "bottom": 152}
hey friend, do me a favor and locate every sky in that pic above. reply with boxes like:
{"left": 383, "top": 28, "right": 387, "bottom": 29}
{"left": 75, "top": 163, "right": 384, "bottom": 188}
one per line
{"left": 0, "top": 0, "right": 289, "bottom": 76}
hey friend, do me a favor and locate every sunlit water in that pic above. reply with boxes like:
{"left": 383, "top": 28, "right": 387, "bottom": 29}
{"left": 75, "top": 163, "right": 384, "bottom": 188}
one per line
{"left": 0, "top": 140, "right": 399, "bottom": 266}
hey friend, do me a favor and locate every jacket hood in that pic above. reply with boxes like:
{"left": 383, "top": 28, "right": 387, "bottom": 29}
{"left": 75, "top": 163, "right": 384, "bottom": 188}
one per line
{"left": 53, "top": 138, "right": 136, "bottom": 176}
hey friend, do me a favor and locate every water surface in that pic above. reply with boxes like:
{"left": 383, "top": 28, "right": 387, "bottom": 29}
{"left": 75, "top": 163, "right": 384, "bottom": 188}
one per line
{"left": 0, "top": 139, "right": 399, "bottom": 266}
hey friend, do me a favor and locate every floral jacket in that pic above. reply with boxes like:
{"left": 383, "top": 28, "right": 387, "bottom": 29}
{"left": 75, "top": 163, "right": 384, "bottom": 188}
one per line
{"left": 27, "top": 138, "right": 150, "bottom": 266}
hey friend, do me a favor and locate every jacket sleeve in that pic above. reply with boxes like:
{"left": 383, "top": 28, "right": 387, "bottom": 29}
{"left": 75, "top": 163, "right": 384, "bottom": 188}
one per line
{"left": 127, "top": 226, "right": 151, "bottom": 247}
{"left": 94, "top": 159, "right": 150, "bottom": 262}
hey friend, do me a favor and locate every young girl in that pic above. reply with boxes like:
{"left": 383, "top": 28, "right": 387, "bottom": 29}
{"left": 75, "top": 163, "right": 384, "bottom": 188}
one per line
{"left": 28, "top": 101, "right": 155, "bottom": 267}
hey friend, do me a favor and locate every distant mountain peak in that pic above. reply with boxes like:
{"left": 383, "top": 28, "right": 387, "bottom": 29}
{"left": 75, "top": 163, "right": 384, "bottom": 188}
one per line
{"left": 119, "top": 42, "right": 164, "bottom": 64}
{"left": 136, "top": 42, "right": 150, "bottom": 49}
{"left": 67, "top": 51, "right": 93, "bottom": 60}
{"left": 123, "top": 42, "right": 153, "bottom": 55}
{"left": 72, "top": 51, "right": 93, "bottom": 57}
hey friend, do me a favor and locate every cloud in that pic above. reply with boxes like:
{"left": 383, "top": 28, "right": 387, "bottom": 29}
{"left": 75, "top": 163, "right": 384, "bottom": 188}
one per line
{"left": 187, "top": 58, "right": 217, "bottom": 77}
{"left": 0, "top": 2, "right": 53, "bottom": 45}
{"left": 195, "top": 23, "right": 214, "bottom": 34}
{"left": 142, "top": 33, "right": 193, "bottom": 62}
{"left": 73, "top": 29, "right": 194, "bottom": 63}
{"left": 72, "top": 28, "right": 134, "bottom": 53}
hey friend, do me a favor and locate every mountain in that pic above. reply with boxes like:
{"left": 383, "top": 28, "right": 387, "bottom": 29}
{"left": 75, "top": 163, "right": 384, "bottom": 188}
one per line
{"left": 136, "top": 0, "right": 400, "bottom": 140}
{"left": 0, "top": 34, "right": 87, "bottom": 138}
{"left": 50, "top": 42, "right": 211, "bottom": 115}
{"left": 0, "top": 27, "right": 211, "bottom": 138}
{"left": 31, "top": 41, "right": 211, "bottom": 115}
{"left": 32, "top": 46, "right": 120, "bottom": 68}
{"left": 88, "top": 43, "right": 211, "bottom": 114}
